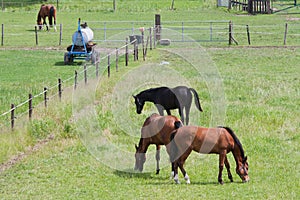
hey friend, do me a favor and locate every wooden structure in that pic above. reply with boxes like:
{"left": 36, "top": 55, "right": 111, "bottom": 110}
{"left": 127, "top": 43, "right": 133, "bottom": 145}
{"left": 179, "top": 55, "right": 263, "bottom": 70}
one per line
{"left": 230, "top": 0, "right": 272, "bottom": 14}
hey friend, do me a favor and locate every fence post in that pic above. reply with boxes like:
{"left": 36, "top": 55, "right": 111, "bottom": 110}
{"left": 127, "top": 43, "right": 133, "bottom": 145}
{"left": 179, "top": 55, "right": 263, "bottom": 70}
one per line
{"left": 153, "top": 27, "right": 156, "bottom": 49}
{"left": 108, "top": 54, "right": 110, "bottom": 78}
{"left": 29, "top": 93, "right": 33, "bottom": 120}
{"left": 44, "top": 87, "right": 48, "bottom": 107}
{"left": 116, "top": 48, "right": 119, "bottom": 72}
{"left": 96, "top": 62, "right": 99, "bottom": 78}
{"left": 59, "top": 23, "right": 62, "bottom": 45}
{"left": 141, "top": 29, "right": 145, "bottom": 59}
{"left": 144, "top": 36, "right": 149, "bottom": 61}
{"left": 35, "top": 26, "right": 38, "bottom": 45}
{"left": 58, "top": 78, "right": 62, "bottom": 101}
{"left": 155, "top": 14, "right": 161, "bottom": 41}
{"left": 113, "top": 0, "right": 116, "bottom": 12}
{"left": 284, "top": 23, "right": 288, "bottom": 45}
{"left": 246, "top": 25, "right": 251, "bottom": 45}
{"left": 1, "top": 24, "right": 3, "bottom": 46}
{"left": 84, "top": 64, "right": 87, "bottom": 84}
{"left": 134, "top": 39, "right": 137, "bottom": 61}
{"left": 11, "top": 104, "right": 15, "bottom": 130}
{"left": 74, "top": 70, "right": 78, "bottom": 89}
{"left": 125, "top": 37, "right": 129, "bottom": 66}
{"left": 149, "top": 27, "right": 153, "bottom": 50}
{"left": 229, "top": 21, "right": 232, "bottom": 45}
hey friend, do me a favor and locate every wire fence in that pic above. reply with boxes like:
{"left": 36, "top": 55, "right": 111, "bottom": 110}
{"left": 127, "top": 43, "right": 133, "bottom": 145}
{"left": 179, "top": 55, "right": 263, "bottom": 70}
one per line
{"left": 0, "top": 36, "right": 144, "bottom": 131}
{"left": 2, "top": 20, "right": 300, "bottom": 47}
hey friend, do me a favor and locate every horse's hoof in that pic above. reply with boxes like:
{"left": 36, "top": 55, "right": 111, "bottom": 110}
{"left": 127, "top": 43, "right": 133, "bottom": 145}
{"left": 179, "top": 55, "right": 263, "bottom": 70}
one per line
{"left": 219, "top": 180, "right": 224, "bottom": 185}
{"left": 156, "top": 169, "right": 160, "bottom": 175}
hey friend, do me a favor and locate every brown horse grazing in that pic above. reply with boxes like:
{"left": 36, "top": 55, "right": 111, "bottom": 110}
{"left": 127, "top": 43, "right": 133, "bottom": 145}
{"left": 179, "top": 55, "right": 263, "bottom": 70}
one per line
{"left": 170, "top": 126, "right": 249, "bottom": 184}
{"left": 134, "top": 113, "right": 183, "bottom": 175}
{"left": 37, "top": 4, "right": 57, "bottom": 31}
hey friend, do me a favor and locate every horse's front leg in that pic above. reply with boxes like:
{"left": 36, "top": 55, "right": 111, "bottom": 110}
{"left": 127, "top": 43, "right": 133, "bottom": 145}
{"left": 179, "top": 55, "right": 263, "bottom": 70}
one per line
{"left": 218, "top": 151, "right": 227, "bottom": 184}
{"left": 43, "top": 19, "right": 49, "bottom": 31}
{"left": 54, "top": 19, "right": 57, "bottom": 32}
{"left": 155, "top": 145, "right": 161, "bottom": 174}
{"left": 224, "top": 155, "right": 233, "bottom": 182}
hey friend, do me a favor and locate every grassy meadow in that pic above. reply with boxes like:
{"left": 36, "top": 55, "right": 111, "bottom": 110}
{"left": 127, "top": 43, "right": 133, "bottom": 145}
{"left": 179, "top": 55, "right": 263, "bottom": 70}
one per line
{"left": 0, "top": 0, "right": 300, "bottom": 199}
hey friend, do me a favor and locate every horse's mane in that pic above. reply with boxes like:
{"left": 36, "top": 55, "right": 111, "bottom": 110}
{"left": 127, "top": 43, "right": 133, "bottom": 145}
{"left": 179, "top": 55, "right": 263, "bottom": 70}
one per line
{"left": 220, "top": 126, "right": 245, "bottom": 159}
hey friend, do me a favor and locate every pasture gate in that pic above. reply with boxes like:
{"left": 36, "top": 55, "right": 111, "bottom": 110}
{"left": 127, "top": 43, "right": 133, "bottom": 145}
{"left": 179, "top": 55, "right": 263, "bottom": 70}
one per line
{"left": 230, "top": 0, "right": 272, "bottom": 14}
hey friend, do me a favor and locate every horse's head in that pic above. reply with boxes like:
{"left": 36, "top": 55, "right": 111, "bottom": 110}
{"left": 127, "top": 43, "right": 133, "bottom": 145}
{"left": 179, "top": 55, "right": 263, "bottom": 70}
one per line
{"left": 133, "top": 95, "right": 144, "bottom": 114}
{"left": 134, "top": 144, "right": 146, "bottom": 172}
{"left": 236, "top": 156, "right": 249, "bottom": 183}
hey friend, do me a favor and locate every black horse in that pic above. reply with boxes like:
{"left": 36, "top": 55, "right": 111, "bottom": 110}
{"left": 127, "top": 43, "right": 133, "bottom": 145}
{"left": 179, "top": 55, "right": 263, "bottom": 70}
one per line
{"left": 133, "top": 86, "right": 203, "bottom": 125}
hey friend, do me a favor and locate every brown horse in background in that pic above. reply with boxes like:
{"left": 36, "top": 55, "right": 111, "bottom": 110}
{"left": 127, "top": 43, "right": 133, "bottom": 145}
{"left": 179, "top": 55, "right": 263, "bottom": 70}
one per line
{"left": 170, "top": 126, "right": 249, "bottom": 184}
{"left": 37, "top": 4, "right": 57, "bottom": 31}
{"left": 134, "top": 113, "right": 183, "bottom": 175}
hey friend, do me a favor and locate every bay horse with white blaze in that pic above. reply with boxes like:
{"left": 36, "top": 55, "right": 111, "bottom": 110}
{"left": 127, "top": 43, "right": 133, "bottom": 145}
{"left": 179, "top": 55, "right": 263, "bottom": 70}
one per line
{"left": 170, "top": 126, "right": 249, "bottom": 184}
{"left": 133, "top": 86, "right": 203, "bottom": 125}
{"left": 37, "top": 4, "right": 57, "bottom": 31}
{"left": 134, "top": 113, "right": 183, "bottom": 175}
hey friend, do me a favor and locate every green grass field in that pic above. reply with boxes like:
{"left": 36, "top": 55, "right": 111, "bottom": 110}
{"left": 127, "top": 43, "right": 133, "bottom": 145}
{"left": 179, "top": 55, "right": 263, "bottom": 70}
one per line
{"left": 0, "top": 0, "right": 299, "bottom": 199}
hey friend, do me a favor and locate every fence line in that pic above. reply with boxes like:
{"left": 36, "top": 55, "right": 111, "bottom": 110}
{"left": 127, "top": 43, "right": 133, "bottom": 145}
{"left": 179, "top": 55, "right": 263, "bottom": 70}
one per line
{"left": 0, "top": 35, "right": 145, "bottom": 130}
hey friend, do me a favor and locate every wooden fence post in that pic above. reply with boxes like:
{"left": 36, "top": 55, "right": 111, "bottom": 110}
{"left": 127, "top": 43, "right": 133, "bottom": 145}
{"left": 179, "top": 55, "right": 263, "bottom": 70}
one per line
{"left": 284, "top": 23, "right": 288, "bottom": 45}
{"left": 11, "top": 104, "right": 15, "bottom": 130}
{"left": 59, "top": 23, "right": 62, "bottom": 45}
{"left": 108, "top": 54, "right": 110, "bottom": 78}
{"left": 35, "top": 26, "right": 38, "bottom": 45}
{"left": 125, "top": 37, "right": 129, "bottom": 66}
{"left": 143, "top": 36, "right": 149, "bottom": 61}
{"left": 116, "top": 48, "right": 119, "bottom": 72}
{"left": 246, "top": 25, "right": 251, "bottom": 45}
{"left": 113, "top": 0, "right": 116, "bottom": 12}
{"left": 1, "top": 24, "right": 3, "bottom": 46}
{"left": 229, "top": 21, "right": 232, "bottom": 45}
{"left": 142, "top": 30, "right": 145, "bottom": 60}
{"left": 74, "top": 70, "right": 78, "bottom": 89}
{"left": 44, "top": 87, "right": 48, "bottom": 107}
{"left": 96, "top": 62, "right": 99, "bottom": 78}
{"left": 149, "top": 27, "right": 153, "bottom": 50}
{"left": 155, "top": 14, "right": 161, "bottom": 41}
{"left": 84, "top": 64, "right": 87, "bottom": 84}
{"left": 58, "top": 78, "right": 62, "bottom": 101}
{"left": 134, "top": 39, "right": 137, "bottom": 61}
{"left": 29, "top": 93, "right": 33, "bottom": 120}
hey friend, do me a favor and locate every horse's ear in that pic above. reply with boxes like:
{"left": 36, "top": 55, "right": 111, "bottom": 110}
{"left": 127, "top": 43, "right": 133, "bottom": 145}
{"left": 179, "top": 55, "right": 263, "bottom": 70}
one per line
{"left": 135, "top": 144, "right": 138, "bottom": 150}
{"left": 243, "top": 156, "right": 248, "bottom": 163}
{"left": 132, "top": 95, "right": 136, "bottom": 99}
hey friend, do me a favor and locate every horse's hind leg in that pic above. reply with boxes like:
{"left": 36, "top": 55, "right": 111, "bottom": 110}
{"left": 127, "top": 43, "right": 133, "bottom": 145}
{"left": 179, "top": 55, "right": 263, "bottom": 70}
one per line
{"left": 178, "top": 107, "right": 185, "bottom": 125}
{"left": 174, "top": 148, "right": 192, "bottom": 184}
{"left": 224, "top": 155, "right": 233, "bottom": 182}
{"left": 155, "top": 145, "right": 161, "bottom": 174}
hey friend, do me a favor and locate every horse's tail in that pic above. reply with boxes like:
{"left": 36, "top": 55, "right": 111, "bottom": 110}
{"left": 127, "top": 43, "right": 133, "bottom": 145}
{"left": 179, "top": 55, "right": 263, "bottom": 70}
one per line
{"left": 219, "top": 126, "right": 245, "bottom": 159}
{"left": 170, "top": 129, "right": 179, "bottom": 162}
{"left": 49, "top": 6, "right": 55, "bottom": 26}
{"left": 189, "top": 88, "right": 203, "bottom": 112}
